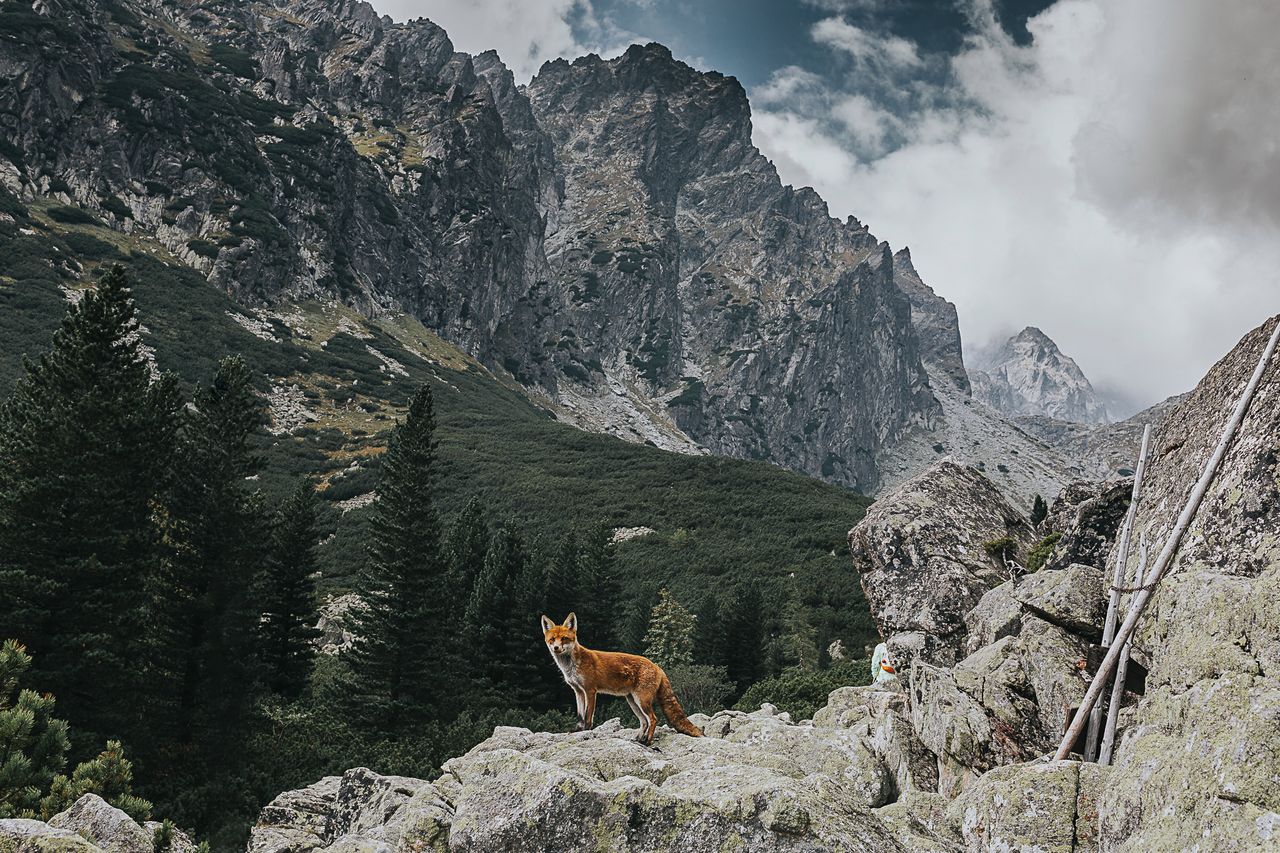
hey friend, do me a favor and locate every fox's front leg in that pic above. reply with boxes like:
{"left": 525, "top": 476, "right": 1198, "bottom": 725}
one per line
{"left": 584, "top": 688, "right": 597, "bottom": 730}
{"left": 572, "top": 686, "right": 587, "bottom": 731}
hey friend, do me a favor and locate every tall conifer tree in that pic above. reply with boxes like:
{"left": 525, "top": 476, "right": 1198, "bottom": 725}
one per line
{"left": 445, "top": 497, "right": 489, "bottom": 612}
{"left": 0, "top": 265, "right": 180, "bottom": 756}
{"left": 259, "top": 479, "right": 321, "bottom": 699}
{"left": 167, "top": 356, "right": 268, "bottom": 773}
{"left": 346, "top": 387, "right": 446, "bottom": 730}
{"left": 577, "top": 524, "right": 621, "bottom": 649}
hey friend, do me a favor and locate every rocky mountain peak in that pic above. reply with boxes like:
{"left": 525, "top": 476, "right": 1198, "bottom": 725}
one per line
{"left": 890, "top": 247, "right": 968, "bottom": 393}
{"left": 970, "top": 326, "right": 1110, "bottom": 424}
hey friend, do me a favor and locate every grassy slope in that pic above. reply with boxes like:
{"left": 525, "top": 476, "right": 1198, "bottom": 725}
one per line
{"left": 0, "top": 187, "right": 877, "bottom": 658}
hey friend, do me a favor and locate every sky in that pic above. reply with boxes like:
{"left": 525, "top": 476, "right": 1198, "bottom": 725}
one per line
{"left": 371, "top": 0, "right": 1280, "bottom": 416}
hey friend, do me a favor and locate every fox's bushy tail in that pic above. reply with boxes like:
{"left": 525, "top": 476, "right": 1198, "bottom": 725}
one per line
{"left": 657, "top": 675, "right": 704, "bottom": 737}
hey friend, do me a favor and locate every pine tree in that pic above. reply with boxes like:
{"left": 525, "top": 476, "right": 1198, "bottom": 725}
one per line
{"left": 544, "top": 533, "right": 580, "bottom": 623}
{"left": 694, "top": 594, "right": 726, "bottom": 667}
{"left": 501, "top": 541, "right": 552, "bottom": 708}
{"left": 165, "top": 356, "right": 268, "bottom": 770}
{"left": 346, "top": 387, "right": 447, "bottom": 730}
{"left": 643, "top": 589, "right": 697, "bottom": 669}
{"left": 0, "top": 640, "right": 70, "bottom": 819}
{"left": 464, "top": 526, "right": 524, "bottom": 696}
{"left": 40, "top": 740, "right": 151, "bottom": 822}
{"left": 725, "top": 582, "right": 766, "bottom": 691}
{"left": 775, "top": 592, "right": 818, "bottom": 670}
{"left": 0, "top": 264, "right": 181, "bottom": 756}
{"left": 445, "top": 497, "right": 489, "bottom": 612}
{"left": 259, "top": 480, "right": 321, "bottom": 699}
{"left": 1030, "top": 494, "right": 1048, "bottom": 527}
{"left": 577, "top": 524, "right": 622, "bottom": 649}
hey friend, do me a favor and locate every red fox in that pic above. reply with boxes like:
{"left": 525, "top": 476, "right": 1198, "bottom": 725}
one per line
{"left": 540, "top": 612, "right": 704, "bottom": 745}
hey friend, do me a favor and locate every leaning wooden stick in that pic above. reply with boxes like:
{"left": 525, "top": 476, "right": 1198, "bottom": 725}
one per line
{"left": 1055, "top": 318, "right": 1280, "bottom": 761}
{"left": 1084, "top": 422, "right": 1153, "bottom": 761}
{"left": 1098, "top": 530, "right": 1147, "bottom": 766}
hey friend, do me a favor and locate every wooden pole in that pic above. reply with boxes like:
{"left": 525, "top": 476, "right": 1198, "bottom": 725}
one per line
{"left": 1055, "top": 318, "right": 1280, "bottom": 761}
{"left": 1098, "top": 531, "right": 1148, "bottom": 766}
{"left": 1084, "top": 423, "right": 1153, "bottom": 761}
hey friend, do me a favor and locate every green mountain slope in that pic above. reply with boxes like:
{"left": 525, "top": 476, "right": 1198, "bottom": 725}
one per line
{"left": 1, "top": 186, "right": 876, "bottom": 658}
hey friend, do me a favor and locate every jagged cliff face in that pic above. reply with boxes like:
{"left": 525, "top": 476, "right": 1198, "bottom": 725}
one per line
{"left": 970, "top": 326, "right": 1110, "bottom": 424}
{"left": 520, "top": 45, "right": 938, "bottom": 488}
{"left": 1, "top": 3, "right": 942, "bottom": 493}
{"left": 891, "top": 248, "right": 968, "bottom": 394}
{"left": 1, "top": 0, "right": 554, "bottom": 348}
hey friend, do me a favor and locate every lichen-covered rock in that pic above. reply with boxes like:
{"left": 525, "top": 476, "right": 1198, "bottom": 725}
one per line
{"left": 947, "top": 615, "right": 1087, "bottom": 765}
{"left": 961, "top": 581, "right": 1023, "bottom": 656}
{"left": 249, "top": 776, "right": 339, "bottom": 853}
{"left": 1095, "top": 314, "right": 1280, "bottom": 850}
{"left": 1, "top": 797, "right": 188, "bottom": 853}
{"left": 0, "top": 820, "right": 99, "bottom": 853}
{"left": 872, "top": 790, "right": 962, "bottom": 853}
{"left": 907, "top": 663, "right": 999, "bottom": 797}
{"left": 813, "top": 686, "right": 938, "bottom": 795}
{"left": 1099, "top": 674, "right": 1280, "bottom": 852}
{"left": 47, "top": 797, "right": 151, "bottom": 853}
{"left": 946, "top": 760, "right": 1105, "bottom": 853}
{"left": 1042, "top": 479, "right": 1132, "bottom": 571}
{"left": 1012, "top": 563, "right": 1106, "bottom": 640}
{"left": 849, "top": 462, "right": 1035, "bottom": 668}
{"left": 251, "top": 714, "right": 926, "bottom": 853}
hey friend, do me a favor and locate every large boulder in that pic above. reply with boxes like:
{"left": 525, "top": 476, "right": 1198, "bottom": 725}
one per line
{"left": 1041, "top": 479, "right": 1132, "bottom": 571}
{"left": 960, "top": 581, "right": 1022, "bottom": 656}
{"left": 0, "top": 820, "right": 99, "bottom": 853}
{"left": 1012, "top": 562, "right": 1107, "bottom": 640}
{"left": 47, "top": 797, "right": 151, "bottom": 853}
{"left": 1097, "top": 314, "right": 1280, "bottom": 849}
{"left": 849, "top": 462, "right": 1035, "bottom": 668}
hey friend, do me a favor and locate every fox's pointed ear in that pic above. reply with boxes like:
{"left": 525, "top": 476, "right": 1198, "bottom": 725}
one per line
{"left": 564, "top": 612, "right": 577, "bottom": 631}
{"left": 540, "top": 614, "right": 554, "bottom": 633}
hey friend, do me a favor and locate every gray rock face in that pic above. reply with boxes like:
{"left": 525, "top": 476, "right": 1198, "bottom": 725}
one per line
{"left": 892, "top": 249, "right": 968, "bottom": 393}
{"left": 1012, "top": 563, "right": 1106, "bottom": 639}
{"left": 970, "top": 327, "right": 1110, "bottom": 424}
{"left": 46, "top": 796, "right": 152, "bottom": 853}
{"left": 848, "top": 461, "right": 1036, "bottom": 667}
{"left": 947, "top": 760, "right": 1107, "bottom": 853}
{"left": 522, "top": 45, "right": 938, "bottom": 490}
{"left": 1040, "top": 479, "right": 1132, "bottom": 571}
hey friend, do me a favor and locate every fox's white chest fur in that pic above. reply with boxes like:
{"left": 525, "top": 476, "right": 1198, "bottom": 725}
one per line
{"left": 553, "top": 651, "right": 582, "bottom": 688}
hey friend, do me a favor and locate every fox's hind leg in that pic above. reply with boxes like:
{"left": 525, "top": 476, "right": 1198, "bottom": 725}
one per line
{"left": 625, "top": 693, "right": 646, "bottom": 738}
{"left": 634, "top": 695, "right": 658, "bottom": 745}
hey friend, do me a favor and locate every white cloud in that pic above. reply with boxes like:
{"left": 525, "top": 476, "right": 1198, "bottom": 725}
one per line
{"left": 371, "top": 0, "right": 638, "bottom": 81}
{"left": 752, "top": 0, "right": 1280, "bottom": 412}
{"left": 812, "top": 17, "right": 922, "bottom": 70}
{"left": 801, "top": 0, "right": 888, "bottom": 10}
